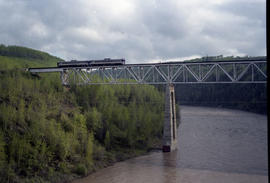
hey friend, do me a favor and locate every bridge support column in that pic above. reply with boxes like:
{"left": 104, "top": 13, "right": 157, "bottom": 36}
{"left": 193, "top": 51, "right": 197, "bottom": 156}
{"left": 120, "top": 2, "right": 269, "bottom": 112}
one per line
{"left": 163, "top": 84, "right": 178, "bottom": 152}
{"left": 60, "top": 71, "right": 68, "bottom": 85}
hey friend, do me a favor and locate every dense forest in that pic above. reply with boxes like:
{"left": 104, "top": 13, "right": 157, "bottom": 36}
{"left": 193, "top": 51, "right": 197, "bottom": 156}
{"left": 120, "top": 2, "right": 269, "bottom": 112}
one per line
{"left": 0, "top": 45, "right": 164, "bottom": 182}
{"left": 175, "top": 83, "right": 267, "bottom": 114}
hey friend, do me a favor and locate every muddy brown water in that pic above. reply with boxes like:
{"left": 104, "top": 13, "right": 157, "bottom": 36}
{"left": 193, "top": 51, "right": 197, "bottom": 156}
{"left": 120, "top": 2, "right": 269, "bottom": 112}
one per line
{"left": 72, "top": 106, "right": 268, "bottom": 183}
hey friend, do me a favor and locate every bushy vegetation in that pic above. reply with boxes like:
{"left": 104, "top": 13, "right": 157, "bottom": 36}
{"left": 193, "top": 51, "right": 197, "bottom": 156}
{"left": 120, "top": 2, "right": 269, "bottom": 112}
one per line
{"left": 0, "top": 46, "right": 164, "bottom": 182}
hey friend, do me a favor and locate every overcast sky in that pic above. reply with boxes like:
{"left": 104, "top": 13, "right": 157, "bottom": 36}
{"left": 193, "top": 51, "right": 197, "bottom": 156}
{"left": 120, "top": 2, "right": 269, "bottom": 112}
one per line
{"left": 0, "top": 0, "right": 266, "bottom": 63}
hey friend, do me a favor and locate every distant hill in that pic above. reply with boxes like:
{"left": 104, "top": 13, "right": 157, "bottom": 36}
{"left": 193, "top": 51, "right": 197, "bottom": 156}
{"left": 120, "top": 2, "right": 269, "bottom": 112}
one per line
{"left": 0, "top": 44, "right": 63, "bottom": 69}
{"left": 185, "top": 55, "right": 266, "bottom": 62}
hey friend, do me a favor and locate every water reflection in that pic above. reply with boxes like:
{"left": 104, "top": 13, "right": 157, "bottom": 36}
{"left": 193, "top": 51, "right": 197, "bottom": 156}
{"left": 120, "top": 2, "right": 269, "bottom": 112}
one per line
{"left": 161, "top": 151, "right": 178, "bottom": 183}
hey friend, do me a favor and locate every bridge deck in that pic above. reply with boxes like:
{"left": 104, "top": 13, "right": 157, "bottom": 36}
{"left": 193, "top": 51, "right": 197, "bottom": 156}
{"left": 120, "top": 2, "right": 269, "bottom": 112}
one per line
{"left": 28, "top": 67, "right": 63, "bottom": 73}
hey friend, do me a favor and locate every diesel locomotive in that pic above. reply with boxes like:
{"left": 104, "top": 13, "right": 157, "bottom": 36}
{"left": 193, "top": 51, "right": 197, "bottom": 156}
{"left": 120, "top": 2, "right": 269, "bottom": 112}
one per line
{"left": 57, "top": 58, "right": 125, "bottom": 68}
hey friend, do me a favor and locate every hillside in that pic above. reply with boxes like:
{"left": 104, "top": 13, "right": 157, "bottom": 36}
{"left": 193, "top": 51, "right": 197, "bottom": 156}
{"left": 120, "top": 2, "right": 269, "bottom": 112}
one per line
{"left": 0, "top": 44, "right": 61, "bottom": 69}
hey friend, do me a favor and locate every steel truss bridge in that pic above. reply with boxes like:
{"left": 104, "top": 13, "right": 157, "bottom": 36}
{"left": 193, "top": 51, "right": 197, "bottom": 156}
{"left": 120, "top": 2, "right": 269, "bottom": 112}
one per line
{"left": 28, "top": 57, "right": 267, "bottom": 152}
{"left": 29, "top": 59, "right": 267, "bottom": 85}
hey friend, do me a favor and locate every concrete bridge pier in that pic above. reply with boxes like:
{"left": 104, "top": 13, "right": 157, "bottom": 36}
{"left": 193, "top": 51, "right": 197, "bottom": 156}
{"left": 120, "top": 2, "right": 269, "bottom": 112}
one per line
{"left": 163, "top": 84, "right": 178, "bottom": 152}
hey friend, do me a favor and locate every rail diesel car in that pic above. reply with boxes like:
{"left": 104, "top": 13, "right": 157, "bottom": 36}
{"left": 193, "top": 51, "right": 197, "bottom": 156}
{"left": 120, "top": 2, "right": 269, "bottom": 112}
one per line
{"left": 57, "top": 58, "right": 125, "bottom": 68}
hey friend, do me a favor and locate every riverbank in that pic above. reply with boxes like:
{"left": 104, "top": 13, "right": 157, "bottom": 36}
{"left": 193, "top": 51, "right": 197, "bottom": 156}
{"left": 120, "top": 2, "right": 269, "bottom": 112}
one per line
{"left": 65, "top": 141, "right": 162, "bottom": 183}
{"left": 178, "top": 103, "right": 267, "bottom": 115}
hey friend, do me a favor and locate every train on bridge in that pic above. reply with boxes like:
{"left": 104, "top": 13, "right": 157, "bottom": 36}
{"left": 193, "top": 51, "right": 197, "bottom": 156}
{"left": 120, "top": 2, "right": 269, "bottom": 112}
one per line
{"left": 57, "top": 58, "right": 125, "bottom": 68}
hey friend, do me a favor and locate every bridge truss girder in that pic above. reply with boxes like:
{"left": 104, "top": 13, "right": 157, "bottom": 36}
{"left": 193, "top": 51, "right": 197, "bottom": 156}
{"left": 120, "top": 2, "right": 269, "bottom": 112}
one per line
{"left": 61, "top": 61, "right": 267, "bottom": 85}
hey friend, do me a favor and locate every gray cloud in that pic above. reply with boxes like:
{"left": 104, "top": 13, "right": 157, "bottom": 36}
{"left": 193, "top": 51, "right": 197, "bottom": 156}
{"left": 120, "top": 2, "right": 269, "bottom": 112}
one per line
{"left": 0, "top": 0, "right": 266, "bottom": 63}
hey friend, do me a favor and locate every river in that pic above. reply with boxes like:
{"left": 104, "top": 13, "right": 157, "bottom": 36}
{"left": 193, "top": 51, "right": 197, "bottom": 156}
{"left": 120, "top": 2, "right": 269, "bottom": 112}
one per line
{"left": 72, "top": 106, "right": 268, "bottom": 183}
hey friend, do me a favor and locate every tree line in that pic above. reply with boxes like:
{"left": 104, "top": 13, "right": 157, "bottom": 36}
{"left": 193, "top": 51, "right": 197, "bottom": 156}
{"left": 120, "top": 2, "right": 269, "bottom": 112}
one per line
{"left": 175, "top": 82, "right": 267, "bottom": 114}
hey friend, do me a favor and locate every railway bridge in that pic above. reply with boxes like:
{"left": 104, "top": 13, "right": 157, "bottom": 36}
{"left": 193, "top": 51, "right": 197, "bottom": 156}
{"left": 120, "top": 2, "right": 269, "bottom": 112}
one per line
{"left": 28, "top": 57, "right": 267, "bottom": 152}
